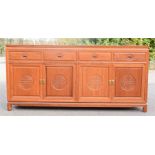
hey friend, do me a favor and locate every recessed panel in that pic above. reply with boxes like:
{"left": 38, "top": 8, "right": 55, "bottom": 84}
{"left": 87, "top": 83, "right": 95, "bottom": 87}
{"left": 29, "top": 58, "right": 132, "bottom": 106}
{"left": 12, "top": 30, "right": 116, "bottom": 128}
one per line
{"left": 12, "top": 66, "right": 40, "bottom": 96}
{"left": 80, "top": 66, "right": 109, "bottom": 97}
{"left": 115, "top": 67, "right": 142, "bottom": 97}
{"left": 46, "top": 66, "right": 73, "bottom": 97}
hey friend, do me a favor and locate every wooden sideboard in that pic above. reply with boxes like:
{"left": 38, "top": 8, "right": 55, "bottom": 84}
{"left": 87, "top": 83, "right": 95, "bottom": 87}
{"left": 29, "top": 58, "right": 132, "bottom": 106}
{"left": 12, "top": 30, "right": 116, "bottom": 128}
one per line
{"left": 6, "top": 45, "right": 149, "bottom": 112}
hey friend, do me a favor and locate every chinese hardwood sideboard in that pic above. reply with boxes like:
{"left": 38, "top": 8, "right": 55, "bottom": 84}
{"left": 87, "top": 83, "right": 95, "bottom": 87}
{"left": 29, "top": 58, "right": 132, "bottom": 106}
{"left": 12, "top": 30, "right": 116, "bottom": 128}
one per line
{"left": 6, "top": 45, "right": 149, "bottom": 112}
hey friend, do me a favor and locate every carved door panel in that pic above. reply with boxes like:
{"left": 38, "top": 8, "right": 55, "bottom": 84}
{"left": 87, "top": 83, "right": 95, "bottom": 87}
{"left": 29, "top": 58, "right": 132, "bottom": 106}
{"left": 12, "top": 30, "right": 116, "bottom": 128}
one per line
{"left": 9, "top": 64, "right": 42, "bottom": 101}
{"left": 44, "top": 64, "right": 76, "bottom": 102}
{"left": 112, "top": 64, "right": 146, "bottom": 102}
{"left": 79, "top": 64, "right": 110, "bottom": 102}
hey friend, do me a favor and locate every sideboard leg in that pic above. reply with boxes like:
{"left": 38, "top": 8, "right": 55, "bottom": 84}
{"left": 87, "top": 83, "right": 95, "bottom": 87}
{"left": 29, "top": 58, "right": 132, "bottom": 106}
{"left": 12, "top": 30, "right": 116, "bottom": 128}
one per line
{"left": 143, "top": 105, "right": 147, "bottom": 112}
{"left": 7, "top": 103, "right": 12, "bottom": 111}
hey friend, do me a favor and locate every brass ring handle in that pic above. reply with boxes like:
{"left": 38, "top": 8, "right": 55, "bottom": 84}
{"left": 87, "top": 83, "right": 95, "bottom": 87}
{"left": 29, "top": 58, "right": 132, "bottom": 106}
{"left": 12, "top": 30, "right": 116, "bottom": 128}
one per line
{"left": 40, "top": 79, "right": 46, "bottom": 85}
{"left": 109, "top": 80, "right": 115, "bottom": 85}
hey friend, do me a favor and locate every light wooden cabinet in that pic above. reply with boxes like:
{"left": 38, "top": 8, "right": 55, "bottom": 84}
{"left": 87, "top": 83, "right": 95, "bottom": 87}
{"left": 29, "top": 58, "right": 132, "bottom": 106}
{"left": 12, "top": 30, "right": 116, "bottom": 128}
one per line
{"left": 6, "top": 45, "right": 149, "bottom": 112}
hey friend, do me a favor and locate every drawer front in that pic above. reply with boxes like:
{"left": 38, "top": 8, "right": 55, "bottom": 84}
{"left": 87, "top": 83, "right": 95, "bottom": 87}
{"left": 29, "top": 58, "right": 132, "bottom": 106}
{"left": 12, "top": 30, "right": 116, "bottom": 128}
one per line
{"left": 114, "top": 53, "right": 146, "bottom": 62}
{"left": 79, "top": 52, "right": 111, "bottom": 61}
{"left": 9, "top": 52, "right": 42, "bottom": 60}
{"left": 44, "top": 49, "right": 77, "bottom": 61}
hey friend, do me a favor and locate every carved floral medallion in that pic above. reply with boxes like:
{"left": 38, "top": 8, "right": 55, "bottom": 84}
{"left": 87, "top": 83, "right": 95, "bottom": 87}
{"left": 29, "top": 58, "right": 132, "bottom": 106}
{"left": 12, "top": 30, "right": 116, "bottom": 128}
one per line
{"left": 52, "top": 75, "right": 67, "bottom": 90}
{"left": 120, "top": 74, "right": 136, "bottom": 91}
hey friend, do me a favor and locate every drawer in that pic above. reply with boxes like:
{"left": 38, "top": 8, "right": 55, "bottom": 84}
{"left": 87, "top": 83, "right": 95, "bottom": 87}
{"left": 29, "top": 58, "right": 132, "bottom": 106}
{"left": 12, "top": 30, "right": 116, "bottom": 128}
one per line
{"left": 114, "top": 53, "right": 146, "bottom": 62}
{"left": 9, "top": 52, "right": 42, "bottom": 60}
{"left": 44, "top": 49, "right": 77, "bottom": 61}
{"left": 79, "top": 51, "right": 111, "bottom": 61}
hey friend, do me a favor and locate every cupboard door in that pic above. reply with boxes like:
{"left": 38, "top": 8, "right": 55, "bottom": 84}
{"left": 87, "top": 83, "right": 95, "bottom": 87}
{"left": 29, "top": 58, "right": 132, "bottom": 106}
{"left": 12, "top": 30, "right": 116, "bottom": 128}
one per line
{"left": 9, "top": 64, "right": 42, "bottom": 101}
{"left": 113, "top": 64, "right": 146, "bottom": 102}
{"left": 44, "top": 64, "right": 76, "bottom": 101}
{"left": 79, "top": 64, "right": 110, "bottom": 102}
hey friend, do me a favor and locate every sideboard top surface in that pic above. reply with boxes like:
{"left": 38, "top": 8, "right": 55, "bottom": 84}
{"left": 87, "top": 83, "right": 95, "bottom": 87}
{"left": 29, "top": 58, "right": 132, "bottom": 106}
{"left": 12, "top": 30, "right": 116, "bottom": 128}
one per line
{"left": 6, "top": 45, "right": 149, "bottom": 48}
{"left": 6, "top": 45, "right": 149, "bottom": 54}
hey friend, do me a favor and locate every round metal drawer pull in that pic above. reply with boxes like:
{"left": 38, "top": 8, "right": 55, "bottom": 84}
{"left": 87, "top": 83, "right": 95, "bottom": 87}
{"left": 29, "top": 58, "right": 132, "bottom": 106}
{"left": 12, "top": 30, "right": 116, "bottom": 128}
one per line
{"left": 57, "top": 53, "right": 63, "bottom": 58}
{"left": 127, "top": 55, "right": 134, "bottom": 59}
{"left": 92, "top": 54, "right": 98, "bottom": 58}
{"left": 22, "top": 54, "right": 28, "bottom": 59}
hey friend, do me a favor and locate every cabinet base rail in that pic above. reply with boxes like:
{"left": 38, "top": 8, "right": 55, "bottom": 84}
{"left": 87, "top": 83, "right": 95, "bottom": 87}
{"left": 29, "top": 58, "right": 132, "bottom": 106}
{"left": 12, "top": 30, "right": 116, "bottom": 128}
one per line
{"left": 7, "top": 102, "right": 147, "bottom": 112}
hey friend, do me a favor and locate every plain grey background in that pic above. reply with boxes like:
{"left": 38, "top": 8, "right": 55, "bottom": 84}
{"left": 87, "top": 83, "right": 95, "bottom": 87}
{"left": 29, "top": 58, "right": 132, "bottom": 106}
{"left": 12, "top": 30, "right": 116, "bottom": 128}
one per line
{"left": 0, "top": 57, "right": 155, "bottom": 116}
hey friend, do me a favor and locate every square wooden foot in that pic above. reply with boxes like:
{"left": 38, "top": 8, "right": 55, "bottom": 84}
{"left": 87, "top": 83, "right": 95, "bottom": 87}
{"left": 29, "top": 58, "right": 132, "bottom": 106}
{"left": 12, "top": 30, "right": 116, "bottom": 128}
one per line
{"left": 7, "top": 103, "right": 12, "bottom": 111}
{"left": 143, "top": 105, "right": 147, "bottom": 112}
